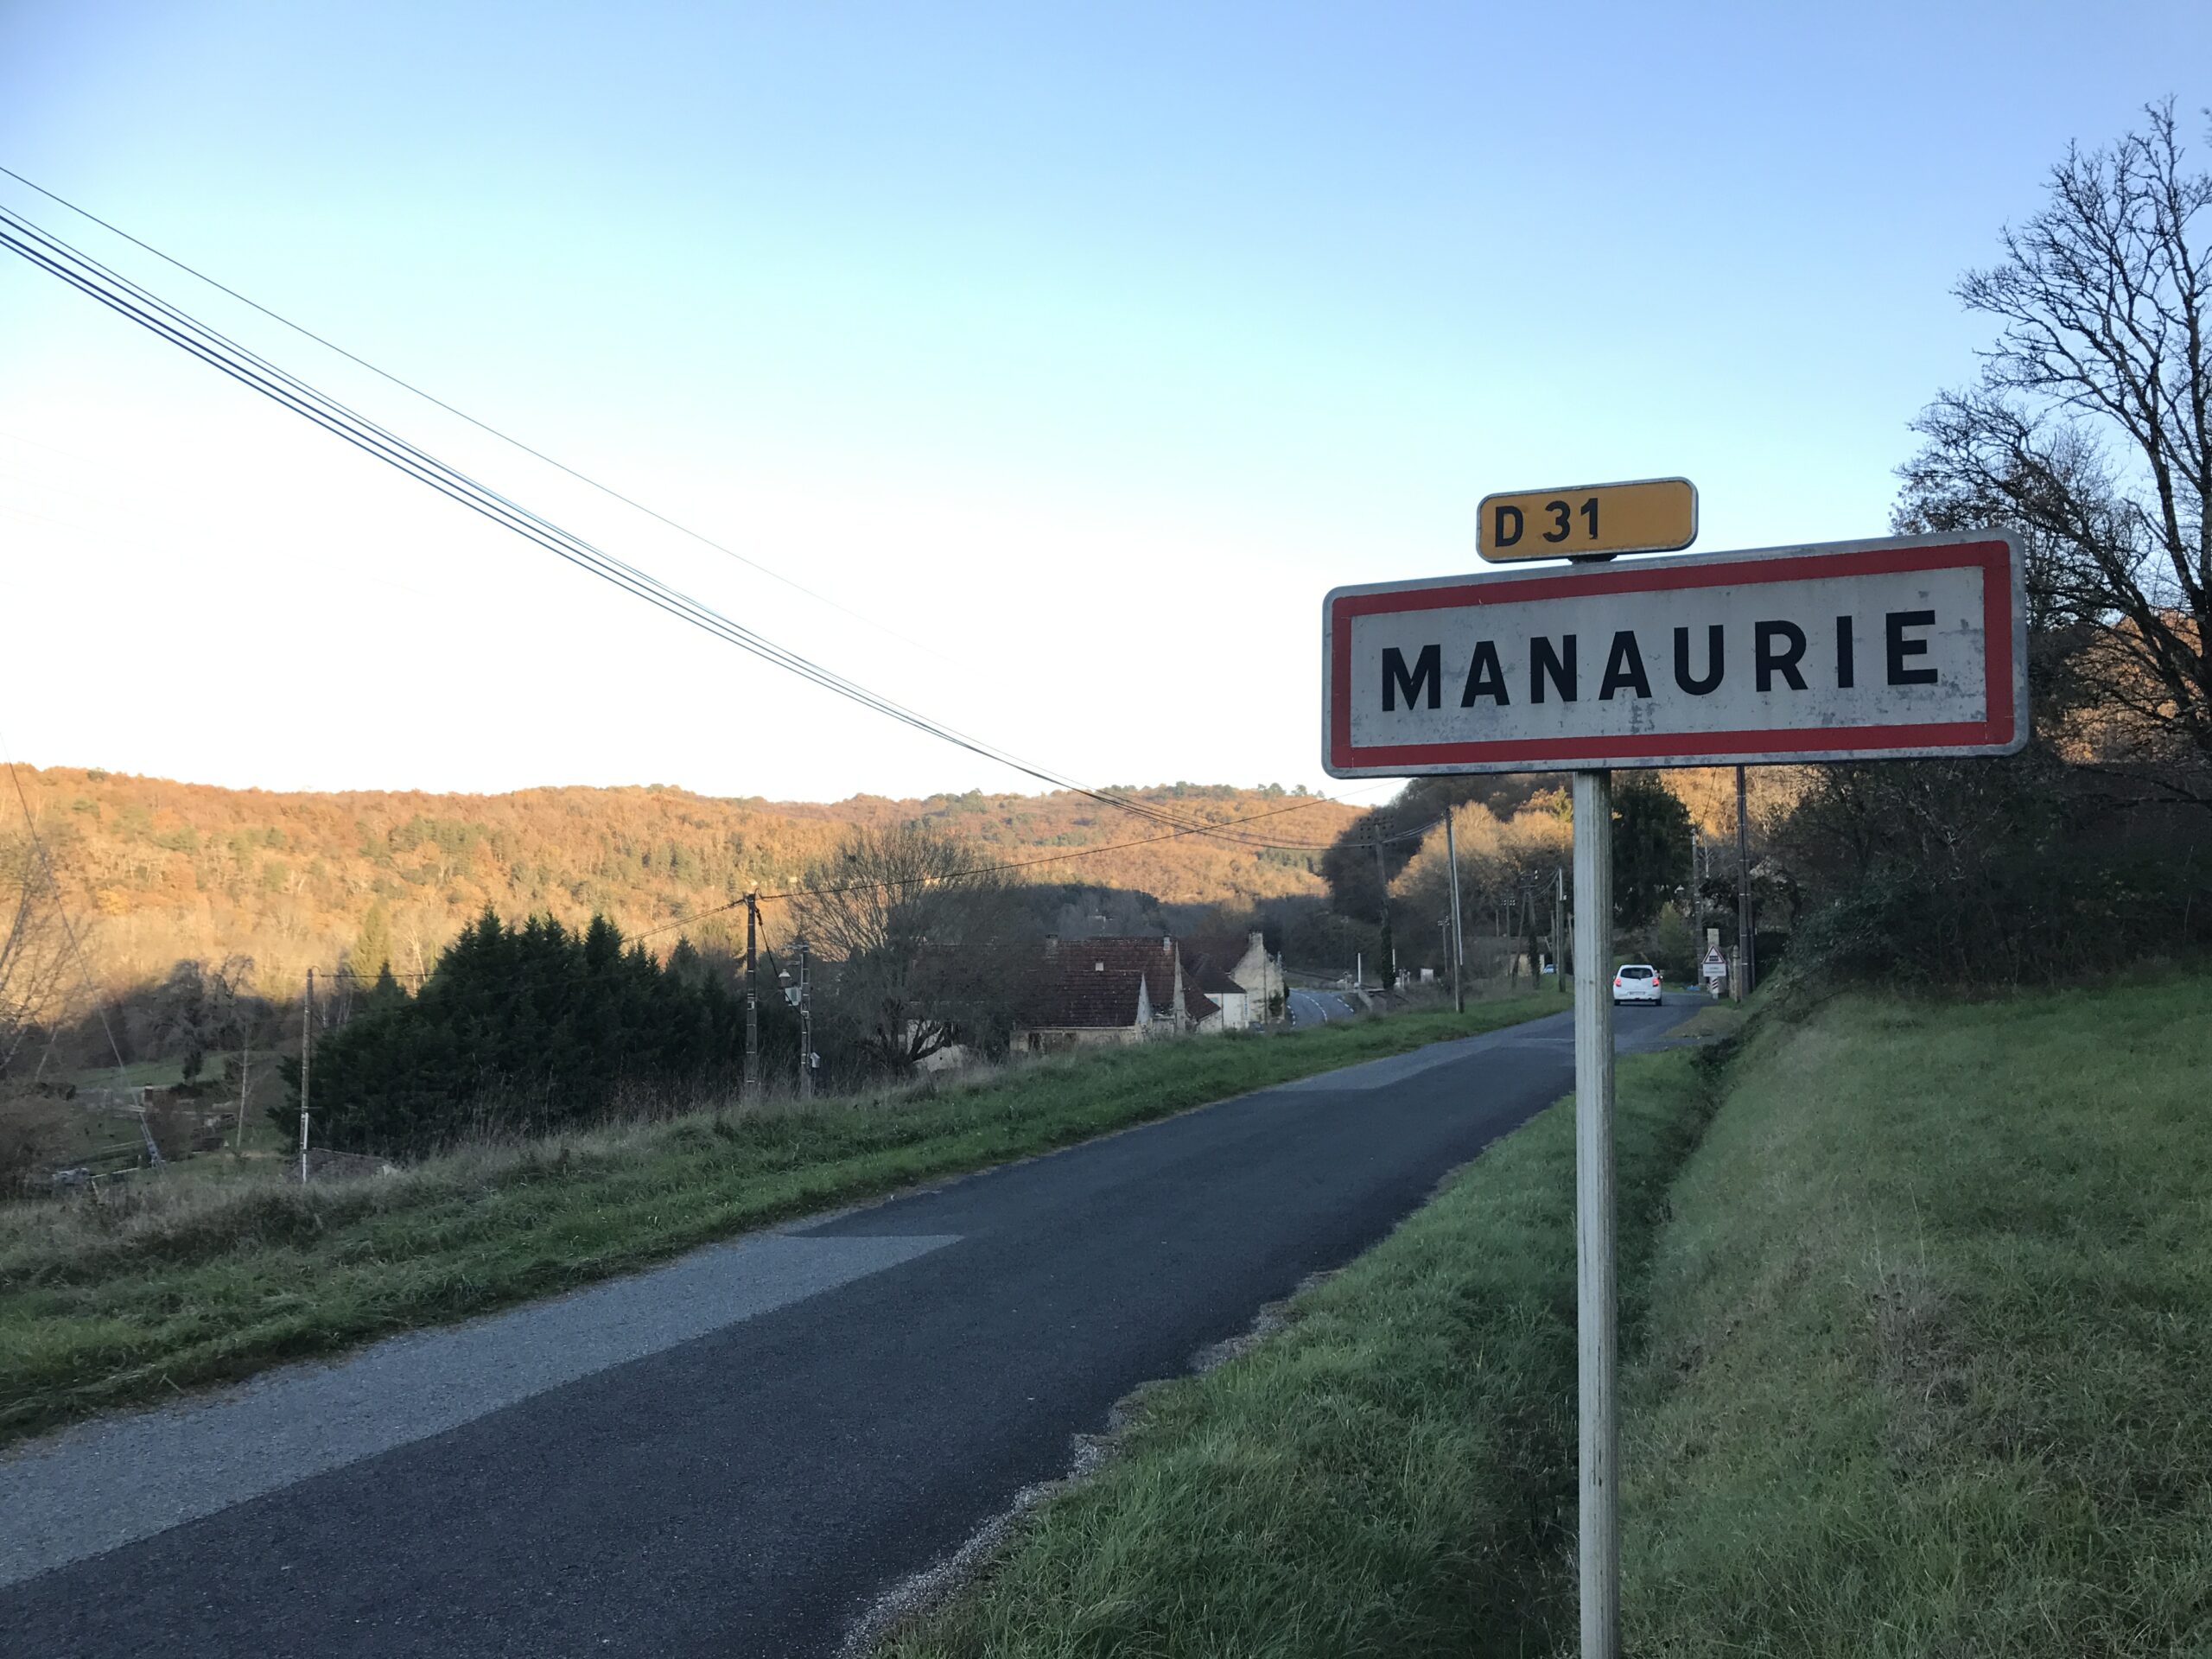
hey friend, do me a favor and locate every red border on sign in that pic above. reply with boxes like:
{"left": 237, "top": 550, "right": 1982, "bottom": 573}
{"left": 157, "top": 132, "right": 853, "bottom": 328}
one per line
{"left": 1326, "top": 540, "right": 2016, "bottom": 769}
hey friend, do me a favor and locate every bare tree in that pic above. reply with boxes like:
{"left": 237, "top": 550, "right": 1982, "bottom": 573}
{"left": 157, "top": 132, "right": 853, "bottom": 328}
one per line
{"left": 0, "top": 832, "right": 76, "bottom": 1080}
{"left": 1904, "top": 99, "right": 2211, "bottom": 800}
{"left": 792, "top": 823, "right": 1025, "bottom": 1071}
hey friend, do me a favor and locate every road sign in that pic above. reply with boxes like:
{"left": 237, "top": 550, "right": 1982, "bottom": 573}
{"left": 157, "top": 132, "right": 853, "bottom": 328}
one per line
{"left": 1322, "top": 531, "right": 2027, "bottom": 777}
{"left": 1478, "top": 476, "right": 1696, "bottom": 563}
{"left": 1322, "top": 518, "right": 2029, "bottom": 1659}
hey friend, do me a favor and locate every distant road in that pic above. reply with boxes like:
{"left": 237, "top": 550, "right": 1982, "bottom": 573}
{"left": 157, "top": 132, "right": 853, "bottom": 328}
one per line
{"left": 2, "top": 1001, "right": 1700, "bottom": 1658}
{"left": 1287, "top": 986, "right": 1359, "bottom": 1023}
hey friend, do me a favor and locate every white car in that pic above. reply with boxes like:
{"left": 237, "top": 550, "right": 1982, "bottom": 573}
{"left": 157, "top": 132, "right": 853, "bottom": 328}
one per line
{"left": 1612, "top": 963, "right": 1663, "bottom": 1006}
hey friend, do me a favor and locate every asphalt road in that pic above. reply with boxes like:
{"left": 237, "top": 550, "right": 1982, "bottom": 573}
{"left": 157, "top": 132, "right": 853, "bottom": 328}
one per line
{"left": 1286, "top": 986, "right": 1360, "bottom": 1023}
{"left": 3, "top": 999, "right": 1699, "bottom": 1658}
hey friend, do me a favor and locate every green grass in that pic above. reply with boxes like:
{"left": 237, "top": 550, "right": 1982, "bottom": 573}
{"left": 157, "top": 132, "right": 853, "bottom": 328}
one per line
{"left": 886, "top": 970, "right": 2212, "bottom": 1659}
{"left": 1621, "top": 976, "right": 2212, "bottom": 1656}
{"left": 66, "top": 1058, "right": 207, "bottom": 1091}
{"left": 885, "top": 1040, "right": 1724, "bottom": 1658}
{"left": 0, "top": 997, "right": 1550, "bottom": 1447}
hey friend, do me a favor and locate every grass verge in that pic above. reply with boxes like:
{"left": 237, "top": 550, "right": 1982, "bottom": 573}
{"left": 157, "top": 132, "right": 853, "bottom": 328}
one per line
{"left": 1621, "top": 973, "right": 2212, "bottom": 1655}
{"left": 0, "top": 997, "right": 1550, "bottom": 1447}
{"left": 883, "top": 1039, "right": 1724, "bottom": 1658}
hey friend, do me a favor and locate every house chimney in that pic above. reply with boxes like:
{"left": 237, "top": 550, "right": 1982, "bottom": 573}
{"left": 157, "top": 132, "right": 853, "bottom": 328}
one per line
{"left": 1162, "top": 934, "right": 1173, "bottom": 955}
{"left": 1044, "top": 935, "right": 1058, "bottom": 956}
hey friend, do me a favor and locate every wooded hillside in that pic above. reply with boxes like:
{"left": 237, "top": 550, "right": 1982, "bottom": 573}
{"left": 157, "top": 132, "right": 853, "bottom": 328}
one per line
{"left": 9, "top": 768, "right": 1358, "bottom": 994}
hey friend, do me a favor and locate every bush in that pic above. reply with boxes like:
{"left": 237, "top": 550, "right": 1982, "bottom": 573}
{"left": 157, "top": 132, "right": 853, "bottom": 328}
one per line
{"left": 1777, "top": 844, "right": 2211, "bottom": 992}
{"left": 1627, "top": 908, "right": 1700, "bottom": 982}
{"left": 0, "top": 1094, "right": 79, "bottom": 1192}
{"left": 276, "top": 909, "right": 789, "bottom": 1155}
{"left": 1770, "top": 745, "right": 2212, "bottom": 993}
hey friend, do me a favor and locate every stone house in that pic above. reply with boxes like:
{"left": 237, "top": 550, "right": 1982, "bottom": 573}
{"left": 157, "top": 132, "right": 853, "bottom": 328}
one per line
{"left": 1174, "top": 930, "right": 1281, "bottom": 1032}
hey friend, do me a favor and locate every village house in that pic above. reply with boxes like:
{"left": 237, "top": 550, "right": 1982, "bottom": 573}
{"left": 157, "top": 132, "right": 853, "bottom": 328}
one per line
{"left": 1011, "top": 935, "right": 1219, "bottom": 1052}
{"left": 1174, "top": 930, "right": 1281, "bottom": 1033}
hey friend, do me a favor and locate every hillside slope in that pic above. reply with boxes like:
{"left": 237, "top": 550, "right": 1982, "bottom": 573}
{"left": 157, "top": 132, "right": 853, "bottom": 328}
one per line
{"left": 9, "top": 768, "right": 1358, "bottom": 992}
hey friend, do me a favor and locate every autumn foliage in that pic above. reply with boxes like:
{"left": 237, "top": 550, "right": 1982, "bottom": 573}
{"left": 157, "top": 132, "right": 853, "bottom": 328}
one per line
{"left": 10, "top": 768, "right": 1359, "bottom": 996}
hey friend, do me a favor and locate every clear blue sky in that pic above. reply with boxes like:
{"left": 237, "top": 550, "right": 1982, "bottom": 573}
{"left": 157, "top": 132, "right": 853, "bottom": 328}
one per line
{"left": 2, "top": 3, "right": 2204, "bottom": 800}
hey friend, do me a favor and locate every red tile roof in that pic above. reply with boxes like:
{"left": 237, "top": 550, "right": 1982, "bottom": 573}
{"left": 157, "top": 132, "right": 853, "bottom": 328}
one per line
{"left": 1018, "top": 937, "right": 1215, "bottom": 1030}
{"left": 1180, "top": 933, "right": 1262, "bottom": 991}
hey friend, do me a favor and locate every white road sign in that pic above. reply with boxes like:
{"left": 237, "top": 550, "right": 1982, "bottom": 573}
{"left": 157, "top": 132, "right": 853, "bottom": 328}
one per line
{"left": 1322, "top": 531, "right": 2026, "bottom": 775}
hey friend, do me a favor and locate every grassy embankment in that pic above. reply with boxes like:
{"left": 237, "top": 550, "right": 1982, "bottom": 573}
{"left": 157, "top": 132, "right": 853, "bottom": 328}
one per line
{"left": 0, "top": 995, "right": 1549, "bottom": 1447}
{"left": 889, "top": 971, "right": 2212, "bottom": 1658}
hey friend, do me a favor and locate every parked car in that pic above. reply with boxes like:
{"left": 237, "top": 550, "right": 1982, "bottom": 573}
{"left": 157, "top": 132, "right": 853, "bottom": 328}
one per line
{"left": 1611, "top": 963, "right": 1662, "bottom": 1006}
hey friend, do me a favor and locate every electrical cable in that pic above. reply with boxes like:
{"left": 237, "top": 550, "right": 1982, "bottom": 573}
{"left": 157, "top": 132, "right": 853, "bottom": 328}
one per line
{"left": 0, "top": 163, "right": 951, "bottom": 664}
{"left": 0, "top": 184, "right": 1371, "bottom": 852}
{"left": 1, "top": 205, "right": 1354, "bottom": 854}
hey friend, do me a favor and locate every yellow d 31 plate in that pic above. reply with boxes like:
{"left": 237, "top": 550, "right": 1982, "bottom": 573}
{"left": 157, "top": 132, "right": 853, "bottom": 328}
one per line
{"left": 1477, "top": 476, "right": 1697, "bottom": 563}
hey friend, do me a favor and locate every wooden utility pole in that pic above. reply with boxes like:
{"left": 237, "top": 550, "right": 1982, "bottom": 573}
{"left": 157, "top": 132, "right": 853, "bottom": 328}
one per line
{"left": 1691, "top": 825, "right": 1704, "bottom": 950}
{"left": 796, "top": 939, "right": 812, "bottom": 1102}
{"left": 744, "top": 893, "right": 760, "bottom": 1100}
{"left": 1369, "top": 827, "right": 1392, "bottom": 990}
{"left": 1553, "top": 865, "right": 1567, "bottom": 991}
{"left": 1734, "top": 765, "right": 1755, "bottom": 1000}
{"left": 1443, "top": 804, "right": 1465, "bottom": 1011}
{"left": 233, "top": 1033, "right": 250, "bottom": 1158}
{"left": 1572, "top": 769, "right": 1619, "bottom": 1658}
{"left": 298, "top": 969, "right": 313, "bottom": 1185}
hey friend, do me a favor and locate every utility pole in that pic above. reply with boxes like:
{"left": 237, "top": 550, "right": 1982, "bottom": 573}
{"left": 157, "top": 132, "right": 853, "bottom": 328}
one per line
{"left": 1369, "top": 826, "right": 1392, "bottom": 991}
{"left": 233, "top": 1030, "right": 250, "bottom": 1158}
{"left": 1572, "top": 770, "right": 1620, "bottom": 1658}
{"left": 298, "top": 969, "right": 313, "bottom": 1185}
{"left": 1691, "top": 826, "right": 1704, "bottom": 942}
{"left": 796, "top": 939, "right": 813, "bottom": 1103}
{"left": 744, "top": 893, "right": 760, "bottom": 1100}
{"left": 1734, "top": 765, "right": 1755, "bottom": 1000}
{"left": 1554, "top": 864, "right": 1568, "bottom": 992}
{"left": 1444, "top": 804, "right": 1465, "bottom": 1012}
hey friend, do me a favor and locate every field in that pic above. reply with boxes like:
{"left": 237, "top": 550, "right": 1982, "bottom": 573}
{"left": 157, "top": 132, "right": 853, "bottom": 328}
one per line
{"left": 0, "top": 995, "right": 1548, "bottom": 1447}
{"left": 887, "top": 971, "right": 2212, "bottom": 1657}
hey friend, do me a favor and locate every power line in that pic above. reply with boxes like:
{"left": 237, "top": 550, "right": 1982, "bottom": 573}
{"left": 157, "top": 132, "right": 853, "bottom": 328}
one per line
{"left": 0, "top": 176, "right": 1339, "bottom": 853}
{"left": 0, "top": 163, "right": 950, "bottom": 665}
{"left": 0, "top": 205, "right": 1335, "bottom": 854}
{"left": 0, "top": 204, "right": 1344, "bottom": 855}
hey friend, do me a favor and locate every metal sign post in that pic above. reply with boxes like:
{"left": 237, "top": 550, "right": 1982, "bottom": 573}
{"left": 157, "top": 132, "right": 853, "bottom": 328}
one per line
{"left": 1571, "top": 768, "right": 1618, "bottom": 1656}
